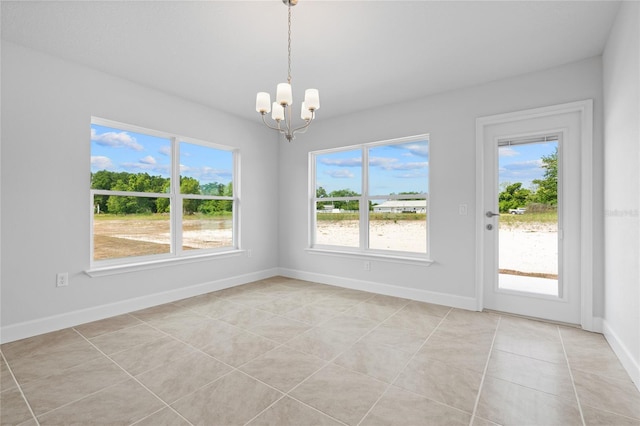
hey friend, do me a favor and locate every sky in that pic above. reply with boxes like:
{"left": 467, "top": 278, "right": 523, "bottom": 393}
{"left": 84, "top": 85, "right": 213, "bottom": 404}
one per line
{"left": 315, "top": 139, "right": 429, "bottom": 196}
{"left": 90, "top": 124, "right": 233, "bottom": 185}
{"left": 498, "top": 141, "right": 557, "bottom": 189}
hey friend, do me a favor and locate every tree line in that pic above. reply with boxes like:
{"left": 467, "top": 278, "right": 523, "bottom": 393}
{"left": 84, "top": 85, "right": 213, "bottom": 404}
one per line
{"left": 316, "top": 187, "right": 422, "bottom": 211}
{"left": 92, "top": 170, "right": 232, "bottom": 215}
{"left": 499, "top": 149, "right": 557, "bottom": 212}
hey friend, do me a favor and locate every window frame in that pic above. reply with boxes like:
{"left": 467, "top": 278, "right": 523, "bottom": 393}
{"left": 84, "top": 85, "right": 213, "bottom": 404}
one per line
{"left": 309, "top": 134, "right": 431, "bottom": 261}
{"left": 89, "top": 117, "right": 240, "bottom": 271}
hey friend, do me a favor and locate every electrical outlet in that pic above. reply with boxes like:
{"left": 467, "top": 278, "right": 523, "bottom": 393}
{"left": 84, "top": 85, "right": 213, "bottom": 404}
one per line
{"left": 364, "top": 261, "right": 371, "bottom": 271}
{"left": 247, "top": 249, "right": 253, "bottom": 258}
{"left": 459, "top": 204, "right": 468, "bottom": 216}
{"left": 56, "top": 272, "right": 69, "bottom": 287}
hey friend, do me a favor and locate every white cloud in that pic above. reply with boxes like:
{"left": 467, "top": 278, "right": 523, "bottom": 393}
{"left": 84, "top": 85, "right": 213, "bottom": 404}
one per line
{"left": 91, "top": 128, "right": 143, "bottom": 151}
{"left": 369, "top": 157, "right": 427, "bottom": 171}
{"left": 91, "top": 156, "right": 114, "bottom": 170}
{"left": 139, "top": 155, "right": 156, "bottom": 165}
{"left": 159, "top": 146, "right": 172, "bottom": 156}
{"left": 400, "top": 143, "right": 429, "bottom": 158}
{"left": 499, "top": 147, "right": 519, "bottom": 157}
{"left": 319, "top": 157, "right": 362, "bottom": 167}
{"left": 325, "top": 169, "right": 354, "bottom": 179}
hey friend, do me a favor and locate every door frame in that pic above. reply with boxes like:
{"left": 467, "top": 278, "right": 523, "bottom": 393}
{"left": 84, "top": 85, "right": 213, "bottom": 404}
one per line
{"left": 475, "top": 100, "right": 595, "bottom": 330}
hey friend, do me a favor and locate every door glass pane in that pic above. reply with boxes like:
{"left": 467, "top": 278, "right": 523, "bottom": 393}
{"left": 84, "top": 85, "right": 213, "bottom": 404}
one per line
{"left": 498, "top": 141, "right": 559, "bottom": 295}
{"left": 315, "top": 201, "right": 359, "bottom": 247}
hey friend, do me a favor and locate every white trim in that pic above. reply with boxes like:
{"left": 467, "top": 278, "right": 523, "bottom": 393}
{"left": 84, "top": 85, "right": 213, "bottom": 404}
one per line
{"left": 85, "top": 249, "right": 246, "bottom": 277}
{"left": 603, "top": 319, "right": 640, "bottom": 392}
{"left": 0, "top": 268, "right": 278, "bottom": 344}
{"left": 475, "top": 100, "right": 595, "bottom": 329}
{"left": 278, "top": 267, "right": 476, "bottom": 311}
{"left": 306, "top": 248, "right": 433, "bottom": 266}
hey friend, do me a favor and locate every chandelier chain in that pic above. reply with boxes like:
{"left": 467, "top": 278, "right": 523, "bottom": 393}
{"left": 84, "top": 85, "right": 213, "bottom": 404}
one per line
{"left": 287, "top": 5, "right": 292, "bottom": 84}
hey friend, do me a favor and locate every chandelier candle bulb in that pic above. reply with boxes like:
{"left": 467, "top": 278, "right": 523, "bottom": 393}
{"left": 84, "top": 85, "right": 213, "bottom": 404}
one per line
{"left": 301, "top": 102, "right": 312, "bottom": 120}
{"left": 272, "top": 102, "right": 285, "bottom": 121}
{"left": 304, "top": 89, "right": 320, "bottom": 110}
{"left": 276, "top": 83, "right": 293, "bottom": 106}
{"left": 256, "top": 92, "right": 271, "bottom": 113}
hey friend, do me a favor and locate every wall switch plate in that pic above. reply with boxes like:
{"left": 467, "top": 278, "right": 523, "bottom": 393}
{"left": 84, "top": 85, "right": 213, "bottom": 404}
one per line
{"left": 56, "top": 272, "right": 69, "bottom": 287}
{"left": 459, "top": 204, "right": 468, "bottom": 216}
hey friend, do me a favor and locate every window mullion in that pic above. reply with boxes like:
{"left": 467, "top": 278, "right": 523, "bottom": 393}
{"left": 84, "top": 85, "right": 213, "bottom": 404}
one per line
{"left": 172, "top": 137, "right": 182, "bottom": 255}
{"left": 361, "top": 147, "right": 369, "bottom": 251}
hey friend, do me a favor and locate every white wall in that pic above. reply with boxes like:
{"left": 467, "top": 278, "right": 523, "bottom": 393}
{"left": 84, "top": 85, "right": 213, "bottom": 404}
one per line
{"left": 603, "top": 1, "right": 640, "bottom": 387}
{"left": 0, "top": 42, "right": 280, "bottom": 342}
{"left": 278, "top": 57, "right": 604, "bottom": 315}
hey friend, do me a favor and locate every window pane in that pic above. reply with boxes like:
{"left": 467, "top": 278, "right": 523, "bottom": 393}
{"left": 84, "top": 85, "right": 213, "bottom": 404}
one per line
{"left": 369, "top": 206, "right": 427, "bottom": 253}
{"left": 93, "top": 195, "right": 170, "bottom": 260}
{"left": 315, "top": 201, "right": 359, "bottom": 247}
{"left": 368, "top": 140, "right": 428, "bottom": 197}
{"left": 182, "top": 201, "right": 233, "bottom": 251}
{"left": 91, "top": 124, "right": 171, "bottom": 193}
{"left": 180, "top": 142, "right": 233, "bottom": 196}
{"left": 315, "top": 149, "right": 362, "bottom": 198}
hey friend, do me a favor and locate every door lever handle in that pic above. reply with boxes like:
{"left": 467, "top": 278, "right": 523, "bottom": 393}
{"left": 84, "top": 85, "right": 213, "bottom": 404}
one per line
{"left": 485, "top": 211, "right": 500, "bottom": 218}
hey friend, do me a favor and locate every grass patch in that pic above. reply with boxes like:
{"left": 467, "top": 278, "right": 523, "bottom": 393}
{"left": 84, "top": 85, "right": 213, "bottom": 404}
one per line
{"left": 499, "top": 211, "right": 557, "bottom": 226}
{"left": 317, "top": 213, "right": 426, "bottom": 221}
{"left": 94, "top": 212, "right": 231, "bottom": 221}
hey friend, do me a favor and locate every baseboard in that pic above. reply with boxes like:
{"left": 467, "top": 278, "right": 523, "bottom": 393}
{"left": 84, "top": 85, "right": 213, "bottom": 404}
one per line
{"left": 602, "top": 319, "right": 640, "bottom": 392}
{"left": 0, "top": 268, "right": 279, "bottom": 344}
{"left": 278, "top": 268, "right": 478, "bottom": 311}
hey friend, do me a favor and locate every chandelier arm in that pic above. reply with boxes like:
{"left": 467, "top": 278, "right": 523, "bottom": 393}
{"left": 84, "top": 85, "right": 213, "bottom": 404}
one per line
{"left": 260, "top": 113, "right": 286, "bottom": 132}
{"left": 290, "top": 110, "right": 316, "bottom": 135}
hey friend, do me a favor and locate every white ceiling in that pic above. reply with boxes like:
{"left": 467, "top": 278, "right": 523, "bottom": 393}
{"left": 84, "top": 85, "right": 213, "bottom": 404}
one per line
{"left": 1, "top": 1, "right": 620, "bottom": 121}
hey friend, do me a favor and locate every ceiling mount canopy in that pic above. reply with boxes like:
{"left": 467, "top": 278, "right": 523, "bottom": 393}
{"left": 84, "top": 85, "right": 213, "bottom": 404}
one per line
{"left": 255, "top": 0, "right": 319, "bottom": 142}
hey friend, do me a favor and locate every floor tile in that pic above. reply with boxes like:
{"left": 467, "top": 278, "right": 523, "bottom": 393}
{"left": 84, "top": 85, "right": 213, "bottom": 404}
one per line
{"left": 290, "top": 364, "right": 387, "bottom": 426}
{"left": 311, "top": 294, "right": 365, "bottom": 311}
{"left": 37, "top": 379, "right": 163, "bottom": 425}
{"left": 201, "top": 329, "right": 279, "bottom": 367}
{"left": 8, "top": 339, "right": 102, "bottom": 385}
{"left": 476, "top": 376, "right": 582, "bottom": 426}
{"left": 382, "top": 304, "right": 443, "bottom": 335}
{"left": 21, "top": 356, "right": 128, "bottom": 416}
{"left": 1, "top": 356, "right": 17, "bottom": 392}
{"left": 417, "top": 333, "right": 491, "bottom": 373}
{"left": 110, "top": 336, "right": 195, "bottom": 376}
{"left": 255, "top": 298, "right": 303, "bottom": 315}
{"left": 189, "top": 297, "right": 246, "bottom": 319}
{"left": 146, "top": 310, "right": 209, "bottom": 335}
{"left": 361, "top": 323, "right": 429, "bottom": 354}
{"left": 285, "top": 304, "right": 343, "bottom": 325}
{"left": 361, "top": 386, "right": 471, "bottom": 426}
{"left": 134, "top": 408, "right": 191, "bottom": 426}
{"left": 346, "top": 298, "right": 405, "bottom": 322}
{"left": 168, "top": 317, "right": 239, "bottom": 349}
{"left": 493, "top": 327, "right": 565, "bottom": 364}
{"left": 486, "top": 349, "right": 575, "bottom": 399}
{"left": 394, "top": 356, "right": 482, "bottom": 413}
{"left": 219, "top": 306, "right": 277, "bottom": 329}
{"left": 226, "top": 291, "right": 279, "bottom": 307}
{"left": 171, "top": 371, "right": 282, "bottom": 426}
{"left": 319, "top": 314, "right": 379, "bottom": 340}
{"left": 73, "top": 313, "right": 142, "bottom": 339}
{"left": 131, "top": 303, "right": 186, "bottom": 322}
{"left": 247, "top": 396, "right": 343, "bottom": 426}
{"left": 572, "top": 369, "right": 640, "bottom": 420}
{"left": 581, "top": 404, "right": 640, "bottom": 425}
{"left": 136, "top": 351, "right": 232, "bottom": 404}
{"left": 240, "top": 346, "right": 326, "bottom": 392}
{"left": 1, "top": 388, "right": 34, "bottom": 426}
{"left": 1, "top": 328, "right": 85, "bottom": 362}
{"left": 249, "top": 316, "right": 311, "bottom": 343}
{"left": 334, "top": 339, "right": 413, "bottom": 383}
{"left": 286, "top": 327, "right": 359, "bottom": 361}
{"left": 564, "top": 337, "right": 631, "bottom": 382}
{"left": 89, "top": 323, "right": 165, "bottom": 355}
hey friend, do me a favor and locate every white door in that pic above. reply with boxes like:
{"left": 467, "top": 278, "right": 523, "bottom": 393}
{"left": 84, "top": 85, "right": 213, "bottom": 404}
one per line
{"left": 477, "top": 102, "right": 592, "bottom": 325}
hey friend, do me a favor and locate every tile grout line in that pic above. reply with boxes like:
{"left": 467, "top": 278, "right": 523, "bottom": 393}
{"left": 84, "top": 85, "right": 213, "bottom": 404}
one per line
{"left": 355, "top": 307, "right": 455, "bottom": 426}
{"left": 557, "top": 326, "right": 586, "bottom": 426}
{"left": 72, "top": 328, "right": 197, "bottom": 426}
{"left": 1, "top": 350, "right": 41, "bottom": 426}
{"left": 468, "top": 315, "right": 501, "bottom": 426}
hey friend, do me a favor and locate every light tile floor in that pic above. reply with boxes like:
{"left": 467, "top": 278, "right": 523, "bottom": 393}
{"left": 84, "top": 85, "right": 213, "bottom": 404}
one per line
{"left": 2, "top": 276, "right": 639, "bottom": 425}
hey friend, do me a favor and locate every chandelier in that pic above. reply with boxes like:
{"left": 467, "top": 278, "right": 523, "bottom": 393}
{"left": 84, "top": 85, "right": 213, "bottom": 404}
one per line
{"left": 255, "top": 0, "right": 319, "bottom": 142}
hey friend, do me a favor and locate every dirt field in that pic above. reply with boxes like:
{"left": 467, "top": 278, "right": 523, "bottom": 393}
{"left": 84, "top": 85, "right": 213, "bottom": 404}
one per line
{"left": 93, "top": 217, "right": 232, "bottom": 260}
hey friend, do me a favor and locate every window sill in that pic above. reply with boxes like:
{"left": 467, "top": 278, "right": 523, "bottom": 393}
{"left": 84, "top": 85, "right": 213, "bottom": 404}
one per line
{"left": 305, "top": 248, "right": 434, "bottom": 266}
{"left": 85, "top": 250, "right": 245, "bottom": 277}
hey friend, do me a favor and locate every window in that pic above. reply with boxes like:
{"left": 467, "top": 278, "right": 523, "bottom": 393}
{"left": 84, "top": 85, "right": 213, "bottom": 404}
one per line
{"left": 311, "top": 135, "right": 429, "bottom": 257}
{"left": 90, "top": 118, "right": 238, "bottom": 267}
